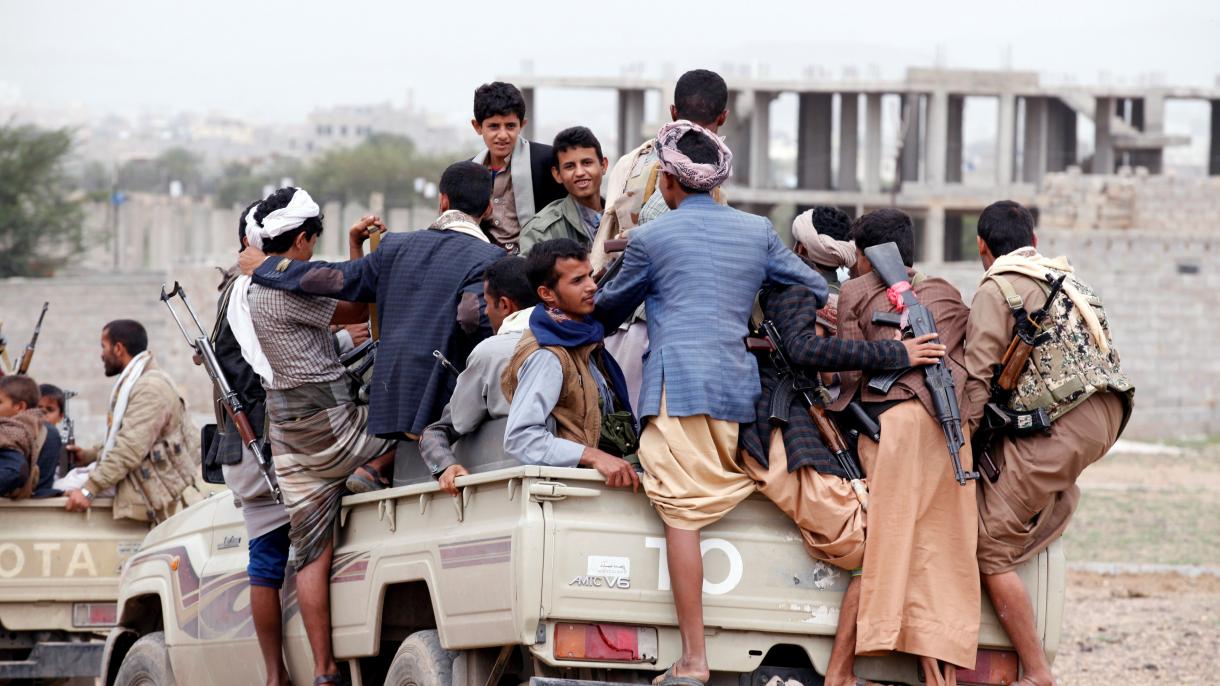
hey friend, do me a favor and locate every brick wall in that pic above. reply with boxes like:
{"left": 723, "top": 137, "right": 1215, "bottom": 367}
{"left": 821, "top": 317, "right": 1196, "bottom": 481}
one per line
{"left": 1039, "top": 168, "right": 1220, "bottom": 232}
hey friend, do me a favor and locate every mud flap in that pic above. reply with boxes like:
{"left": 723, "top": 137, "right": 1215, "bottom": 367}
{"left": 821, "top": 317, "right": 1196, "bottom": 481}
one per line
{"left": 0, "top": 641, "right": 104, "bottom": 680}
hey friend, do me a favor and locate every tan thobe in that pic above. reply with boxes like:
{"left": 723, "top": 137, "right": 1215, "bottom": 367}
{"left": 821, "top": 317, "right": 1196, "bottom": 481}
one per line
{"left": 487, "top": 166, "right": 520, "bottom": 251}
{"left": 966, "top": 272, "right": 1129, "bottom": 574}
{"left": 831, "top": 271, "right": 980, "bottom": 670}
{"left": 739, "top": 429, "right": 866, "bottom": 570}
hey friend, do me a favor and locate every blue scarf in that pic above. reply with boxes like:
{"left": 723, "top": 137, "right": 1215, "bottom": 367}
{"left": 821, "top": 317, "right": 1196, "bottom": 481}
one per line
{"left": 529, "top": 306, "right": 635, "bottom": 418}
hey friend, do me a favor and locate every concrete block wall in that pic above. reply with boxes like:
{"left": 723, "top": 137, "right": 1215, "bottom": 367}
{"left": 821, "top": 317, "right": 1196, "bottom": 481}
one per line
{"left": 927, "top": 228, "right": 1218, "bottom": 441}
{"left": 1039, "top": 169, "right": 1220, "bottom": 231}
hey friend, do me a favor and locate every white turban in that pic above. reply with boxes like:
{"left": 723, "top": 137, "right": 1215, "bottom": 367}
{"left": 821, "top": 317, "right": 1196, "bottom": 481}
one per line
{"left": 245, "top": 188, "right": 321, "bottom": 250}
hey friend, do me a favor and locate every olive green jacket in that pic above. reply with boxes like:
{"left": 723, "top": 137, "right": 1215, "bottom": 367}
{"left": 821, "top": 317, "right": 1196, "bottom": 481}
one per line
{"left": 518, "top": 195, "right": 602, "bottom": 255}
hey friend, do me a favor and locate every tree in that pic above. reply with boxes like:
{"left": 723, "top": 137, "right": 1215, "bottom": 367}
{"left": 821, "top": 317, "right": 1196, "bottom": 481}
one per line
{"left": 302, "top": 133, "right": 451, "bottom": 209}
{"left": 0, "top": 124, "right": 85, "bottom": 277}
{"left": 117, "top": 147, "right": 204, "bottom": 195}
{"left": 213, "top": 156, "right": 304, "bottom": 209}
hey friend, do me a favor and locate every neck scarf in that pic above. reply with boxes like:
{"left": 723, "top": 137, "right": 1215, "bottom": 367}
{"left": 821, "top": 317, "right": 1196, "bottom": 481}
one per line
{"left": 655, "top": 120, "right": 733, "bottom": 191}
{"left": 983, "top": 247, "right": 1109, "bottom": 354}
{"left": 226, "top": 276, "right": 275, "bottom": 385}
{"left": 430, "top": 210, "right": 491, "bottom": 243}
{"left": 529, "top": 306, "right": 634, "bottom": 416}
{"left": 245, "top": 188, "right": 320, "bottom": 250}
{"left": 104, "top": 350, "right": 152, "bottom": 458}
{"left": 497, "top": 306, "right": 535, "bottom": 335}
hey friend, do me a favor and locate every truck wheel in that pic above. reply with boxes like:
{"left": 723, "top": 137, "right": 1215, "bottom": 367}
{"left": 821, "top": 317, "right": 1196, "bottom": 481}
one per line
{"left": 385, "top": 629, "right": 456, "bottom": 686}
{"left": 114, "top": 631, "right": 177, "bottom": 686}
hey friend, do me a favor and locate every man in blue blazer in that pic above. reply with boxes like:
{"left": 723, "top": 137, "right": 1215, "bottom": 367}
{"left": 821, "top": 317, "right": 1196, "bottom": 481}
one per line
{"left": 595, "top": 122, "right": 827, "bottom": 686}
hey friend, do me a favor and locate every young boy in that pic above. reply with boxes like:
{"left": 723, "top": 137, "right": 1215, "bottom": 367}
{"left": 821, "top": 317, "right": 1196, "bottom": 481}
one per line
{"left": 468, "top": 81, "right": 566, "bottom": 252}
{"left": 0, "top": 375, "right": 52, "bottom": 498}
{"left": 518, "top": 126, "right": 609, "bottom": 254}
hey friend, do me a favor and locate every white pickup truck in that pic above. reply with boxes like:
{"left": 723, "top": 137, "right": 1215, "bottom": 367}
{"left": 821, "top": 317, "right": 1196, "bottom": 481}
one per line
{"left": 0, "top": 496, "right": 148, "bottom": 683}
{"left": 102, "top": 420, "right": 1063, "bottom": 686}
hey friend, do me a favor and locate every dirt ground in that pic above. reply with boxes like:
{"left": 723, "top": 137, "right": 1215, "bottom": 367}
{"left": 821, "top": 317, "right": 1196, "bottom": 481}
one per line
{"left": 1051, "top": 444, "right": 1220, "bottom": 684}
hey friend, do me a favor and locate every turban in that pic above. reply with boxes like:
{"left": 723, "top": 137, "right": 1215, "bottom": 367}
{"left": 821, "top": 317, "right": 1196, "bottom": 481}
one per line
{"left": 655, "top": 120, "right": 733, "bottom": 191}
{"left": 245, "top": 188, "right": 321, "bottom": 250}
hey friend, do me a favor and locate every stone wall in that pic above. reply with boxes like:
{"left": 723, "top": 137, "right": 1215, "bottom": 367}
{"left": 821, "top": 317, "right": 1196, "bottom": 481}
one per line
{"left": 928, "top": 227, "right": 1218, "bottom": 441}
{"left": 1038, "top": 168, "right": 1220, "bottom": 232}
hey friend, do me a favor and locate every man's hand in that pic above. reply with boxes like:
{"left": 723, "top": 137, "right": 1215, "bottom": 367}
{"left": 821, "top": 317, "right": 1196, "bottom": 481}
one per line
{"left": 580, "top": 448, "right": 640, "bottom": 492}
{"left": 438, "top": 464, "right": 469, "bottom": 497}
{"left": 64, "top": 489, "right": 92, "bottom": 512}
{"left": 238, "top": 246, "right": 268, "bottom": 276}
{"left": 344, "top": 323, "right": 371, "bottom": 348}
{"left": 348, "top": 215, "right": 386, "bottom": 248}
{"left": 65, "top": 444, "right": 89, "bottom": 467}
{"left": 902, "top": 333, "right": 947, "bottom": 366}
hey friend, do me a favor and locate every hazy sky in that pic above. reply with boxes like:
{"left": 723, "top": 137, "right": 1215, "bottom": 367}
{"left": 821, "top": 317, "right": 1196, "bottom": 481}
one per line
{"left": 2, "top": 0, "right": 1218, "bottom": 127}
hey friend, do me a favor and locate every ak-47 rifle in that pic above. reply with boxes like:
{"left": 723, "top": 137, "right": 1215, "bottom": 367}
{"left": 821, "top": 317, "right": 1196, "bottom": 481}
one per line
{"left": 160, "top": 282, "right": 282, "bottom": 503}
{"left": 61, "top": 389, "right": 78, "bottom": 475}
{"left": 863, "top": 242, "right": 978, "bottom": 485}
{"left": 14, "top": 302, "right": 49, "bottom": 375}
{"left": 746, "top": 320, "right": 872, "bottom": 510}
{"left": 971, "top": 272, "right": 1066, "bottom": 481}
{"left": 596, "top": 238, "right": 630, "bottom": 286}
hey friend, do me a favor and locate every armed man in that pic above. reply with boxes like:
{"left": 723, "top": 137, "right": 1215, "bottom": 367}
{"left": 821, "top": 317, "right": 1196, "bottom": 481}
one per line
{"left": 826, "top": 209, "right": 979, "bottom": 686}
{"left": 966, "top": 201, "right": 1134, "bottom": 686}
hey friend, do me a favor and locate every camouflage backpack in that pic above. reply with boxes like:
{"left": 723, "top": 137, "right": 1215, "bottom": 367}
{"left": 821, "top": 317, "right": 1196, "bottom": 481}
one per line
{"left": 987, "top": 269, "right": 1134, "bottom": 428}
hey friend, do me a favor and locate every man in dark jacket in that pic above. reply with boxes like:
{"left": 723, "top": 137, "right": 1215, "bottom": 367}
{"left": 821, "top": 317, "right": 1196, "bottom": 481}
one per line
{"left": 467, "top": 81, "right": 566, "bottom": 253}
{"left": 240, "top": 161, "right": 506, "bottom": 440}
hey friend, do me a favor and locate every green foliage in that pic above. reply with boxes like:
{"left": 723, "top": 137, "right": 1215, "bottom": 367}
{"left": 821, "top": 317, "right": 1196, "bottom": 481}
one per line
{"left": 301, "top": 133, "right": 452, "bottom": 208}
{"left": 117, "top": 147, "right": 204, "bottom": 195}
{"left": 214, "top": 157, "right": 304, "bottom": 209}
{"left": 0, "top": 124, "right": 85, "bottom": 277}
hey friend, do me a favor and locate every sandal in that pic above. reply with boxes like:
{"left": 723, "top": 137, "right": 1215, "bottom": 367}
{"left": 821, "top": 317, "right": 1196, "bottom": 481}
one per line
{"left": 314, "top": 676, "right": 341, "bottom": 686}
{"left": 345, "top": 464, "right": 389, "bottom": 494}
{"left": 652, "top": 666, "right": 708, "bottom": 686}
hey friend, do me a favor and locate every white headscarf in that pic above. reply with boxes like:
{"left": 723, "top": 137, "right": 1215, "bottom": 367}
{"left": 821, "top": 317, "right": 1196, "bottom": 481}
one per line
{"left": 245, "top": 188, "right": 320, "bottom": 250}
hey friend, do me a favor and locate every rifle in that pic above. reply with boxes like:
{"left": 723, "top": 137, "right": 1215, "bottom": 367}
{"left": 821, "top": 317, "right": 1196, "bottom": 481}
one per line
{"left": 14, "top": 302, "right": 49, "bottom": 375}
{"left": 596, "top": 238, "right": 630, "bottom": 286}
{"left": 61, "top": 389, "right": 78, "bottom": 476}
{"left": 160, "top": 282, "right": 282, "bottom": 503}
{"left": 0, "top": 321, "right": 8, "bottom": 377}
{"left": 746, "top": 320, "right": 870, "bottom": 510}
{"left": 971, "top": 273, "right": 1066, "bottom": 481}
{"left": 863, "top": 242, "right": 978, "bottom": 485}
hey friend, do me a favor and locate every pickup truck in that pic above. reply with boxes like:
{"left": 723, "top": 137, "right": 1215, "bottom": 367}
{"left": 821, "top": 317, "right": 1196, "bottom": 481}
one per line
{"left": 103, "top": 419, "right": 1064, "bottom": 686}
{"left": 0, "top": 496, "right": 148, "bottom": 683}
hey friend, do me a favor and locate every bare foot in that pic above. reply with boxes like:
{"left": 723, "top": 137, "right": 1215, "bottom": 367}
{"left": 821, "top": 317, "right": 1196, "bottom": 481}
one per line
{"left": 652, "top": 658, "right": 710, "bottom": 685}
{"left": 1014, "top": 675, "right": 1055, "bottom": 686}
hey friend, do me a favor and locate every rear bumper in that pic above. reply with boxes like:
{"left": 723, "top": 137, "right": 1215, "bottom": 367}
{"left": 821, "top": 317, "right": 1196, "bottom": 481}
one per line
{"left": 0, "top": 641, "right": 103, "bottom": 679}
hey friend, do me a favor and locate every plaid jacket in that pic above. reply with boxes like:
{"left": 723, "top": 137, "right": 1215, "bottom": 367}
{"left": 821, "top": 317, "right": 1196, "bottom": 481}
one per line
{"left": 740, "top": 284, "right": 908, "bottom": 477}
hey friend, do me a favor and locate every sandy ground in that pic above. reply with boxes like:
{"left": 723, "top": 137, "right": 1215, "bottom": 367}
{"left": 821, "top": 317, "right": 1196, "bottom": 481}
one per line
{"left": 1050, "top": 444, "right": 1220, "bottom": 684}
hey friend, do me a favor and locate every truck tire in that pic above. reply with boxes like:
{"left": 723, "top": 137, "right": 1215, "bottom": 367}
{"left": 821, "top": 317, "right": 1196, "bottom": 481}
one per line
{"left": 385, "top": 629, "right": 456, "bottom": 686}
{"left": 114, "top": 632, "right": 177, "bottom": 686}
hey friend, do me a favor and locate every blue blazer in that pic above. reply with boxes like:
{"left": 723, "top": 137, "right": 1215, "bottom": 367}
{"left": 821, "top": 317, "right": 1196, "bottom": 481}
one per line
{"left": 252, "top": 229, "right": 505, "bottom": 439}
{"left": 595, "top": 194, "right": 827, "bottom": 423}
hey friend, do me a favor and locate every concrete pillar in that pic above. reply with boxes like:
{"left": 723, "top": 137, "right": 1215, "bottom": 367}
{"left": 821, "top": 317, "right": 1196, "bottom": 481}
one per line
{"left": 925, "top": 90, "right": 949, "bottom": 185}
{"left": 1210, "top": 100, "right": 1220, "bottom": 176}
{"left": 838, "top": 93, "right": 860, "bottom": 191}
{"left": 797, "top": 93, "right": 833, "bottom": 190}
{"left": 923, "top": 204, "right": 946, "bottom": 263}
{"left": 1132, "top": 94, "right": 1164, "bottom": 173}
{"left": 943, "top": 213, "right": 965, "bottom": 262}
{"left": 864, "top": 93, "right": 884, "bottom": 193}
{"left": 997, "top": 93, "right": 1016, "bottom": 186}
{"left": 749, "top": 91, "right": 774, "bottom": 188}
{"left": 1022, "top": 96, "right": 1048, "bottom": 185}
{"left": 946, "top": 95, "right": 964, "bottom": 183}
{"left": 900, "top": 94, "right": 923, "bottom": 183}
{"left": 616, "top": 89, "right": 646, "bottom": 158}
{"left": 1093, "top": 96, "right": 1116, "bottom": 174}
{"left": 721, "top": 90, "right": 753, "bottom": 186}
{"left": 1046, "top": 98, "right": 1077, "bottom": 172}
{"left": 522, "top": 88, "right": 536, "bottom": 141}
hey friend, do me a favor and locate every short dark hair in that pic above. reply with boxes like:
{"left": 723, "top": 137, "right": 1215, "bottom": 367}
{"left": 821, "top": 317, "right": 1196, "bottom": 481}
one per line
{"left": 552, "top": 126, "right": 603, "bottom": 164}
{"left": 38, "top": 384, "right": 64, "bottom": 413}
{"left": 808, "top": 206, "right": 853, "bottom": 242}
{"left": 0, "top": 375, "right": 40, "bottom": 409}
{"left": 103, "top": 319, "right": 149, "bottom": 356}
{"left": 237, "top": 199, "right": 260, "bottom": 249}
{"left": 850, "top": 208, "right": 916, "bottom": 267}
{"left": 473, "top": 82, "right": 526, "bottom": 124}
{"left": 977, "top": 200, "right": 1036, "bottom": 257}
{"left": 255, "top": 188, "right": 325, "bottom": 254}
{"left": 674, "top": 69, "right": 728, "bottom": 125}
{"left": 526, "top": 238, "right": 588, "bottom": 291}
{"left": 673, "top": 130, "right": 721, "bottom": 194}
{"left": 484, "top": 256, "right": 540, "bottom": 309}
{"left": 440, "top": 162, "right": 494, "bottom": 217}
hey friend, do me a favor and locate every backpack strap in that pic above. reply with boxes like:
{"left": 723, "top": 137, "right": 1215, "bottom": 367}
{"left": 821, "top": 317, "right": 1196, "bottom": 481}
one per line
{"left": 988, "top": 274, "right": 1026, "bottom": 313}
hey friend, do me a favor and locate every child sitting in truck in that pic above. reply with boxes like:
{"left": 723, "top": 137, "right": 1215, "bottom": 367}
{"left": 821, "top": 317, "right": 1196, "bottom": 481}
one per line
{"left": 0, "top": 375, "right": 52, "bottom": 499}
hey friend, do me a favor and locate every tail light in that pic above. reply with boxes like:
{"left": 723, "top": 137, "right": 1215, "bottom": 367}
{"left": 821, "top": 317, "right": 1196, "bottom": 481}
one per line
{"left": 957, "top": 649, "right": 1020, "bottom": 685}
{"left": 72, "top": 602, "right": 118, "bottom": 628}
{"left": 554, "top": 622, "right": 657, "bottom": 662}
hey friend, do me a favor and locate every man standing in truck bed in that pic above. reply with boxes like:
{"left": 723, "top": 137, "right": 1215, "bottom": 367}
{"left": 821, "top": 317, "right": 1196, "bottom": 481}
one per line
{"left": 595, "top": 121, "right": 824, "bottom": 686}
